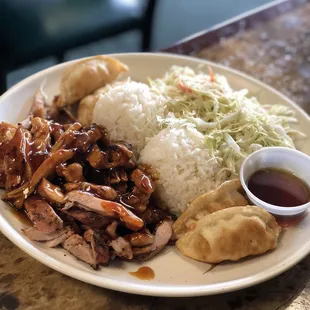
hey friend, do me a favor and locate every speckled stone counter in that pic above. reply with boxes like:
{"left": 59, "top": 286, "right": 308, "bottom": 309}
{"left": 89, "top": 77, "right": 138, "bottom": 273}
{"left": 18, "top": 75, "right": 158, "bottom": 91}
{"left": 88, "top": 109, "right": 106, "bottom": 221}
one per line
{"left": 2, "top": 1, "right": 310, "bottom": 309}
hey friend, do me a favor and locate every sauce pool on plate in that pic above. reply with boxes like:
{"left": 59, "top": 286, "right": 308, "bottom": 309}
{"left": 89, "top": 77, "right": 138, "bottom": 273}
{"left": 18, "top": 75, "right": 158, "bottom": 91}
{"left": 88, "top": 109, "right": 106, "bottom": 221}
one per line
{"left": 9, "top": 208, "right": 32, "bottom": 226}
{"left": 248, "top": 168, "right": 310, "bottom": 207}
{"left": 129, "top": 266, "right": 155, "bottom": 280}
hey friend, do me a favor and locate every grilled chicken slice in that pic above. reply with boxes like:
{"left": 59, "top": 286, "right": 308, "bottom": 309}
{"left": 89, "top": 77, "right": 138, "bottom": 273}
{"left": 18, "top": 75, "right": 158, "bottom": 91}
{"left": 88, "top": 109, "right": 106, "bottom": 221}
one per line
{"left": 62, "top": 234, "right": 97, "bottom": 268}
{"left": 110, "top": 237, "right": 133, "bottom": 259}
{"left": 84, "top": 229, "right": 110, "bottom": 266}
{"left": 132, "top": 221, "right": 173, "bottom": 261}
{"left": 61, "top": 207, "right": 109, "bottom": 229}
{"left": 56, "top": 163, "right": 85, "bottom": 183}
{"left": 65, "top": 190, "right": 144, "bottom": 231}
{"left": 44, "top": 229, "right": 74, "bottom": 247}
{"left": 37, "top": 178, "right": 65, "bottom": 205}
{"left": 22, "top": 226, "right": 73, "bottom": 244}
{"left": 25, "top": 195, "right": 63, "bottom": 233}
{"left": 3, "top": 149, "right": 75, "bottom": 207}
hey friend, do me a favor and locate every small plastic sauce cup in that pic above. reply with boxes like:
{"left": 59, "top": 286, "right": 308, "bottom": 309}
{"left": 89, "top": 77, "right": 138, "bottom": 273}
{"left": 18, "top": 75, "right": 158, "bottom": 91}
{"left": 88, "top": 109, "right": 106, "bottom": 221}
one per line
{"left": 240, "top": 147, "right": 310, "bottom": 225}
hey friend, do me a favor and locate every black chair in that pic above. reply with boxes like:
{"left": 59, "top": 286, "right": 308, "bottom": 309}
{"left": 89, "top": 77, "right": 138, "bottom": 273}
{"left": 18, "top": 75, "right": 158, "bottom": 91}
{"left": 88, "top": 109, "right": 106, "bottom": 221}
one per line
{"left": 0, "top": 0, "right": 157, "bottom": 93}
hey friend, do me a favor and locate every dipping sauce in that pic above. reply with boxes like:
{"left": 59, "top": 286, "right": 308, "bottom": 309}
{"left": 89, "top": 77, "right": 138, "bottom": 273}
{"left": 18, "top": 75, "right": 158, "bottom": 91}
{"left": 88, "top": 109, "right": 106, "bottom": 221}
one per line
{"left": 129, "top": 266, "right": 155, "bottom": 280}
{"left": 248, "top": 168, "right": 310, "bottom": 207}
{"left": 274, "top": 213, "right": 307, "bottom": 227}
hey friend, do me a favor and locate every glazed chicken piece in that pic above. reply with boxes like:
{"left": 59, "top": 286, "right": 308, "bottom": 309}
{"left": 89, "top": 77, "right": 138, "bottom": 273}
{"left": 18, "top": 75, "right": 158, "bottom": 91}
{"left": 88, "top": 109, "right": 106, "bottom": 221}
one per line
{"left": 0, "top": 122, "right": 17, "bottom": 187}
{"left": 71, "top": 124, "right": 104, "bottom": 153}
{"left": 31, "top": 117, "right": 51, "bottom": 152}
{"left": 131, "top": 169, "right": 154, "bottom": 194}
{"left": 118, "top": 169, "right": 155, "bottom": 213}
{"left": 64, "top": 182, "right": 118, "bottom": 201}
{"left": 3, "top": 127, "right": 32, "bottom": 190}
{"left": 24, "top": 195, "right": 63, "bottom": 233}
{"left": 0, "top": 122, "right": 17, "bottom": 144}
{"left": 49, "top": 122, "right": 64, "bottom": 142}
{"left": 132, "top": 221, "right": 172, "bottom": 261}
{"left": 37, "top": 178, "right": 65, "bottom": 205}
{"left": 120, "top": 186, "right": 151, "bottom": 213}
{"left": 125, "top": 230, "right": 155, "bottom": 247}
{"left": 64, "top": 190, "right": 144, "bottom": 231}
{"left": 87, "top": 145, "right": 108, "bottom": 169}
{"left": 138, "top": 205, "right": 172, "bottom": 225}
{"left": 56, "top": 163, "right": 85, "bottom": 183}
{"left": 108, "top": 169, "right": 128, "bottom": 184}
{"left": 3, "top": 149, "right": 75, "bottom": 207}
{"left": 80, "top": 182, "right": 118, "bottom": 201}
{"left": 87, "top": 143, "right": 133, "bottom": 169}
{"left": 50, "top": 122, "right": 82, "bottom": 152}
{"left": 51, "top": 123, "right": 104, "bottom": 153}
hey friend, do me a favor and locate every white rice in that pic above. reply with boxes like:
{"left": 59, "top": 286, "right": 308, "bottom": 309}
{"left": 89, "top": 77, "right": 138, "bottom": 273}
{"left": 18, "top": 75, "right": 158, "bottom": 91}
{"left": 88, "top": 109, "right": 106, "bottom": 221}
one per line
{"left": 92, "top": 81, "right": 165, "bottom": 152}
{"left": 139, "top": 125, "right": 223, "bottom": 215}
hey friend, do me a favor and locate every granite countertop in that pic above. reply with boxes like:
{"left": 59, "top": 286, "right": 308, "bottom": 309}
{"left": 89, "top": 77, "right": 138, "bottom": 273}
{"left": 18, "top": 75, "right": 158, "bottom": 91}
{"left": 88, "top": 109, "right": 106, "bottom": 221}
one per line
{"left": 2, "top": 1, "right": 310, "bottom": 309}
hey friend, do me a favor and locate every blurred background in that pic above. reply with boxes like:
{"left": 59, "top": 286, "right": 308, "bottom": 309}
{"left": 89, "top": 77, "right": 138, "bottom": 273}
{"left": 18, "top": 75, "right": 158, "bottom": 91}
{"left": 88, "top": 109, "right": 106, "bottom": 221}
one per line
{"left": 1, "top": 0, "right": 273, "bottom": 91}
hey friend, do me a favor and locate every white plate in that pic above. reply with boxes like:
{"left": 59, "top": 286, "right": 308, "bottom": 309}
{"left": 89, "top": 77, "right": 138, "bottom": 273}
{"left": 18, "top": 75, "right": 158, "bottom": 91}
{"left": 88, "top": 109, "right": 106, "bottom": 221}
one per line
{"left": 1, "top": 53, "right": 310, "bottom": 297}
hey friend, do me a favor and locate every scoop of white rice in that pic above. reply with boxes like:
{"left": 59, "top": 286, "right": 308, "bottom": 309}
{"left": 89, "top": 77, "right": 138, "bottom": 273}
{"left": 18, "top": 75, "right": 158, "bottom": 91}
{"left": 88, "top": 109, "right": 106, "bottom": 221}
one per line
{"left": 139, "top": 125, "right": 223, "bottom": 215}
{"left": 92, "top": 81, "right": 165, "bottom": 152}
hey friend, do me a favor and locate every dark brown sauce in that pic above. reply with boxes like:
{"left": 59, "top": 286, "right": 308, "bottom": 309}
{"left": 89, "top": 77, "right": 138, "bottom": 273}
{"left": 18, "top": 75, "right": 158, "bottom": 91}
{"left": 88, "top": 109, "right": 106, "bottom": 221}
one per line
{"left": 9, "top": 208, "right": 32, "bottom": 226}
{"left": 248, "top": 168, "right": 310, "bottom": 207}
{"left": 129, "top": 266, "right": 155, "bottom": 280}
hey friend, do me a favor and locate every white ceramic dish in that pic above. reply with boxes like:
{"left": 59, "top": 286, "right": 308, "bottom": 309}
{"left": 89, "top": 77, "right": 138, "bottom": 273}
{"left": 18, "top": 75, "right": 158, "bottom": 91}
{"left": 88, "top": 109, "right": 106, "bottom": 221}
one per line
{"left": 240, "top": 147, "right": 310, "bottom": 216}
{"left": 1, "top": 53, "right": 310, "bottom": 297}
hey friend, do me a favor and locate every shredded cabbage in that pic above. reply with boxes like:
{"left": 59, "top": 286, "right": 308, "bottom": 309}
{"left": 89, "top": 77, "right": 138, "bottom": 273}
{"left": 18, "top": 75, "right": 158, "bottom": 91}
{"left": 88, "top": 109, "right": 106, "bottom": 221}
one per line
{"left": 149, "top": 65, "right": 303, "bottom": 177}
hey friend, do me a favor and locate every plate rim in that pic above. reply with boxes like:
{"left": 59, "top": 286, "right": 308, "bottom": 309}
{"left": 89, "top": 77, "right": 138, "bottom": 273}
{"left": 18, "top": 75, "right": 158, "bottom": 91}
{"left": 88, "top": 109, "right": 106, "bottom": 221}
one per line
{"left": 0, "top": 52, "right": 310, "bottom": 297}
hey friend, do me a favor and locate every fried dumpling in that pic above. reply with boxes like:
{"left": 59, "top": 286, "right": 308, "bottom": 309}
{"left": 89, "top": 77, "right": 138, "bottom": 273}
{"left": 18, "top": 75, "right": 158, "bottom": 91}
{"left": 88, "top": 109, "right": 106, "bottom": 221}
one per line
{"left": 176, "top": 206, "right": 281, "bottom": 263}
{"left": 77, "top": 86, "right": 108, "bottom": 126}
{"left": 173, "top": 179, "right": 248, "bottom": 238}
{"left": 77, "top": 81, "right": 126, "bottom": 126}
{"left": 56, "top": 56, "right": 128, "bottom": 108}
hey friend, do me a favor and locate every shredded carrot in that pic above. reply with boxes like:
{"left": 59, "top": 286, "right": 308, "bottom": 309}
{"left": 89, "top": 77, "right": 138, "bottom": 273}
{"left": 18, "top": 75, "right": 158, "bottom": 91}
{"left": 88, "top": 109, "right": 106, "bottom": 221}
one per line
{"left": 177, "top": 81, "right": 192, "bottom": 94}
{"left": 208, "top": 66, "right": 215, "bottom": 82}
